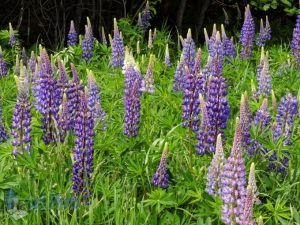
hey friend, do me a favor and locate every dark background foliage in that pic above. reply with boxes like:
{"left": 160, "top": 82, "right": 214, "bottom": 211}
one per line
{"left": 0, "top": 0, "right": 298, "bottom": 49}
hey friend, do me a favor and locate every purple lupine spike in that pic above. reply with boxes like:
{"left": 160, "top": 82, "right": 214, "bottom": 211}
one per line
{"left": 221, "top": 118, "right": 247, "bottom": 225}
{"left": 273, "top": 93, "right": 298, "bottom": 145}
{"left": 182, "top": 66, "right": 203, "bottom": 131}
{"left": 255, "top": 49, "right": 271, "bottom": 98}
{"left": 257, "top": 16, "right": 271, "bottom": 47}
{"left": 82, "top": 18, "right": 93, "bottom": 62}
{"left": 58, "top": 93, "right": 70, "bottom": 142}
{"left": 8, "top": 23, "right": 16, "bottom": 47}
{"left": 0, "top": 103, "right": 9, "bottom": 142}
{"left": 221, "top": 24, "right": 236, "bottom": 59}
{"left": 265, "top": 16, "right": 271, "bottom": 40}
{"left": 56, "top": 60, "right": 70, "bottom": 106}
{"left": 111, "top": 18, "right": 125, "bottom": 68}
{"left": 183, "top": 29, "right": 196, "bottom": 69}
{"left": 241, "top": 163, "right": 257, "bottom": 225}
{"left": 206, "top": 133, "right": 225, "bottom": 196}
{"left": 240, "top": 5, "right": 255, "bottom": 59}
{"left": 72, "top": 89, "right": 95, "bottom": 202}
{"left": 67, "top": 20, "right": 78, "bottom": 47}
{"left": 101, "top": 26, "right": 107, "bottom": 45}
{"left": 206, "top": 32, "right": 229, "bottom": 152}
{"left": 196, "top": 94, "right": 211, "bottom": 155}
{"left": 22, "top": 47, "right": 27, "bottom": 65}
{"left": 164, "top": 44, "right": 171, "bottom": 67}
{"left": 152, "top": 142, "right": 169, "bottom": 189}
{"left": 209, "top": 32, "right": 225, "bottom": 76}
{"left": 28, "top": 51, "right": 36, "bottom": 73}
{"left": 12, "top": 67, "right": 31, "bottom": 156}
{"left": 173, "top": 54, "right": 186, "bottom": 92}
{"left": 35, "top": 48, "right": 59, "bottom": 144}
{"left": 141, "top": 55, "right": 155, "bottom": 93}
{"left": 240, "top": 94, "right": 252, "bottom": 147}
{"left": 141, "top": 1, "right": 151, "bottom": 32}
{"left": 0, "top": 46, "right": 8, "bottom": 77}
{"left": 291, "top": 9, "right": 300, "bottom": 66}
{"left": 192, "top": 48, "right": 202, "bottom": 75}
{"left": 254, "top": 98, "right": 271, "bottom": 129}
{"left": 87, "top": 70, "right": 106, "bottom": 125}
{"left": 123, "top": 50, "right": 142, "bottom": 137}
{"left": 68, "top": 64, "right": 84, "bottom": 130}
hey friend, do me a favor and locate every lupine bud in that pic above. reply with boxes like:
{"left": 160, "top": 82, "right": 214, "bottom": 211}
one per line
{"left": 15, "top": 55, "right": 20, "bottom": 75}
{"left": 240, "top": 5, "right": 255, "bottom": 59}
{"left": 240, "top": 94, "right": 252, "bottom": 147}
{"left": 72, "top": 90, "right": 95, "bottom": 203}
{"left": 204, "top": 28, "right": 210, "bottom": 46}
{"left": 206, "top": 134, "right": 224, "bottom": 195}
{"left": 138, "top": 13, "right": 143, "bottom": 29}
{"left": 221, "top": 118, "right": 246, "bottom": 225}
{"left": 148, "top": 29, "right": 153, "bottom": 49}
{"left": 257, "top": 216, "right": 264, "bottom": 225}
{"left": 82, "top": 18, "right": 93, "bottom": 62}
{"left": 271, "top": 90, "right": 276, "bottom": 111}
{"left": 0, "top": 103, "right": 9, "bottom": 142}
{"left": 8, "top": 23, "right": 16, "bottom": 47}
{"left": 164, "top": 44, "right": 171, "bottom": 67}
{"left": 152, "top": 142, "right": 169, "bottom": 189}
{"left": 153, "top": 28, "right": 157, "bottom": 40}
{"left": 67, "top": 20, "right": 78, "bottom": 47}
{"left": 58, "top": 93, "right": 70, "bottom": 142}
{"left": 22, "top": 47, "right": 27, "bottom": 65}
{"left": 0, "top": 46, "right": 8, "bottom": 76}
{"left": 87, "top": 70, "right": 106, "bottom": 125}
{"left": 141, "top": 55, "right": 155, "bottom": 93}
{"left": 240, "top": 163, "right": 257, "bottom": 225}
{"left": 28, "top": 51, "right": 36, "bottom": 73}
{"left": 136, "top": 40, "right": 140, "bottom": 54}
{"left": 111, "top": 18, "right": 125, "bottom": 68}
{"left": 101, "top": 26, "right": 107, "bottom": 45}
{"left": 256, "top": 16, "right": 271, "bottom": 47}
{"left": 291, "top": 10, "right": 300, "bottom": 65}
{"left": 173, "top": 54, "right": 185, "bottom": 92}
{"left": 12, "top": 66, "right": 31, "bottom": 155}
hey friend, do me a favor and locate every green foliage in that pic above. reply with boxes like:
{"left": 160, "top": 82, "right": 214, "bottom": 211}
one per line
{"left": 250, "top": 0, "right": 299, "bottom": 15}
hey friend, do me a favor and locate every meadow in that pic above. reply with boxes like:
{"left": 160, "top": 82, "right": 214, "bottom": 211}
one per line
{"left": 0, "top": 5, "right": 300, "bottom": 225}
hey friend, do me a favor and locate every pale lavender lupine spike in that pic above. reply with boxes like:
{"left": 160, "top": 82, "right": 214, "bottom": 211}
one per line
{"left": 240, "top": 5, "right": 255, "bottom": 59}
{"left": 152, "top": 142, "right": 169, "bottom": 189}
{"left": 221, "top": 117, "right": 247, "bottom": 225}
{"left": 164, "top": 44, "right": 171, "bottom": 67}
{"left": 111, "top": 18, "right": 125, "bottom": 68}
{"left": 240, "top": 93, "right": 252, "bottom": 147}
{"left": 206, "top": 133, "right": 225, "bottom": 196}
{"left": 141, "top": 55, "right": 155, "bottom": 93}
{"left": 257, "top": 52, "right": 271, "bottom": 97}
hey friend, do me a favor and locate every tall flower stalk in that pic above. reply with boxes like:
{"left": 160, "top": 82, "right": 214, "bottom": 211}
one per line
{"left": 240, "top": 5, "right": 255, "bottom": 59}
{"left": 111, "top": 18, "right": 125, "bottom": 68}
{"left": 72, "top": 90, "right": 95, "bottom": 202}
{"left": 152, "top": 142, "right": 169, "bottom": 189}
{"left": 0, "top": 46, "right": 8, "bottom": 77}
{"left": 67, "top": 20, "right": 78, "bottom": 47}
{"left": 82, "top": 18, "right": 93, "bottom": 62}
{"left": 12, "top": 66, "right": 31, "bottom": 156}
{"left": 0, "top": 103, "right": 9, "bottom": 142}
{"left": 141, "top": 54, "right": 155, "bottom": 93}
{"left": 291, "top": 9, "right": 300, "bottom": 66}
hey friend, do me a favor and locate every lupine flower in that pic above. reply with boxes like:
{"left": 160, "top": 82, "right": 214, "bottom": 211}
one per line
{"left": 221, "top": 24, "right": 236, "bottom": 58}
{"left": 206, "top": 134, "right": 225, "bottom": 196}
{"left": 164, "top": 44, "right": 171, "bottom": 67}
{"left": 68, "top": 64, "right": 84, "bottom": 130}
{"left": 173, "top": 54, "right": 185, "bottom": 92}
{"left": 141, "top": 54, "right": 155, "bottom": 93}
{"left": 141, "top": 1, "right": 151, "bottom": 31}
{"left": 8, "top": 23, "right": 16, "bottom": 47}
{"left": 240, "top": 163, "right": 257, "bottom": 225}
{"left": 82, "top": 18, "right": 93, "bottom": 62}
{"left": 152, "top": 142, "right": 169, "bottom": 189}
{"left": 22, "top": 47, "right": 27, "bottom": 65}
{"left": 256, "top": 16, "right": 271, "bottom": 47}
{"left": 123, "top": 49, "right": 142, "bottom": 136}
{"left": 0, "top": 46, "right": 8, "bottom": 76}
{"left": 101, "top": 26, "right": 107, "bottom": 45}
{"left": 148, "top": 29, "right": 153, "bottom": 49}
{"left": 12, "top": 66, "right": 31, "bottom": 156}
{"left": 67, "top": 20, "right": 78, "bottom": 47}
{"left": 182, "top": 66, "right": 203, "bottom": 131}
{"left": 182, "top": 29, "right": 196, "bottom": 69}
{"left": 58, "top": 93, "right": 70, "bottom": 142}
{"left": 206, "top": 32, "right": 229, "bottom": 151}
{"left": 248, "top": 98, "right": 271, "bottom": 157}
{"left": 87, "top": 69, "right": 106, "bottom": 125}
{"left": 291, "top": 10, "right": 300, "bottom": 65}
{"left": 204, "top": 28, "right": 210, "bottom": 46}
{"left": 255, "top": 49, "right": 271, "bottom": 98}
{"left": 192, "top": 48, "right": 202, "bottom": 75}
{"left": 240, "top": 5, "right": 255, "bottom": 59}
{"left": 56, "top": 60, "right": 70, "bottom": 106}
{"left": 240, "top": 94, "right": 252, "bottom": 147}
{"left": 28, "top": 51, "right": 36, "bottom": 73}
{"left": 35, "top": 48, "right": 59, "bottom": 144}
{"left": 72, "top": 90, "right": 95, "bottom": 202}
{"left": 221, "top": 118, "right": 246, "bottom": 225}
{"left": 0, "top": 103, "right": 9, "bottom": 142}
{"left": 196, "top": 94, "right": 211, "bottom": 154}
{"left": 111, "top": 18, "right": 125, "bottom": 68}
